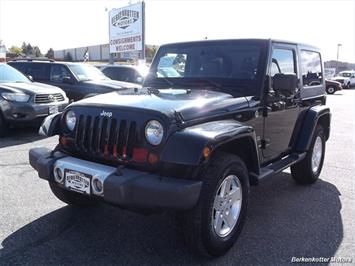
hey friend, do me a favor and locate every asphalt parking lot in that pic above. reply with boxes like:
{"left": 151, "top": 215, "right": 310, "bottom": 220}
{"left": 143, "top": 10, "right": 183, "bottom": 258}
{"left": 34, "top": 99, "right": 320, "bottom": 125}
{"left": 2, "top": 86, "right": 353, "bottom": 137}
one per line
{"left": 0, "top": 90, "right": 354, "bottom": 266}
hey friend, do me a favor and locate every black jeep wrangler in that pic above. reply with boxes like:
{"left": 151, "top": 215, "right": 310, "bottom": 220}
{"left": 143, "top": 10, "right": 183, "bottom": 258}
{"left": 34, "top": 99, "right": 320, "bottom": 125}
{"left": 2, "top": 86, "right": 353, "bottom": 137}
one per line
{"left": 29, "top": 39, "right": 331, "bottom": 257}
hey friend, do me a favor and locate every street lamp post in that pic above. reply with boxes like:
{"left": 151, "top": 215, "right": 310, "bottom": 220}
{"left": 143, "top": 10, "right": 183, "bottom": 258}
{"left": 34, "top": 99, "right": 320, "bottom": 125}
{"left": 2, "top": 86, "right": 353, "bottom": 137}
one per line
{"left": 336, "top": 43, "right": 342, "bottom": 74}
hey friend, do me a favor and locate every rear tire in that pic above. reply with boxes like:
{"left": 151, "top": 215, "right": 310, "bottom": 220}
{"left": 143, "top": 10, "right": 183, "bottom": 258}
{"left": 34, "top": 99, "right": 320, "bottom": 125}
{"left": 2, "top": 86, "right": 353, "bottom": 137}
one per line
{"left": 49, "top": 182, "right": 98, "bottom": 207}
{"left": 177, "top": 152, "right": 249, "bottom": 257}
{"left": 291, "top": 125, "right": 325, "bottom": 184}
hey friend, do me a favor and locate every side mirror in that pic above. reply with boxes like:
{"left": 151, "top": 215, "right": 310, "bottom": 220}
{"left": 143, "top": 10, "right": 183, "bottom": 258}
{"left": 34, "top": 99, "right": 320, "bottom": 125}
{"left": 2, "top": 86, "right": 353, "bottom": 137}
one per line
{"left": 62, "top": 76, "right": 74, "bottom": 84}
{"left": 273, "top": 73, "right": 298, "bottom": 92}
{"left": 27, "top": 75, "right": 33, "bottom": 81}
{"left": 39, "top": 113, "right": 62, "bottom": 137}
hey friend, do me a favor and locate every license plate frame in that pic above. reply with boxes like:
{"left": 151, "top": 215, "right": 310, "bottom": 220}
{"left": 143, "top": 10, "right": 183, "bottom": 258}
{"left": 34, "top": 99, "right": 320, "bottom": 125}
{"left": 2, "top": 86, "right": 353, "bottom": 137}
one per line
{"left": 64, "top": 169, "right": 92, "bottom": 195}
{"left": 49, "top": 105, "right": 58, "bottom": 114}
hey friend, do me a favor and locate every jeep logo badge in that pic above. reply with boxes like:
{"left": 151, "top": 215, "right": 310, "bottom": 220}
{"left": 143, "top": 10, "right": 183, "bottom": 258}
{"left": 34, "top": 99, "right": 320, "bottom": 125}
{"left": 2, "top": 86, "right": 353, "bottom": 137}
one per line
{"left": 100, "top": 110, "right": 113, "bottom": 118}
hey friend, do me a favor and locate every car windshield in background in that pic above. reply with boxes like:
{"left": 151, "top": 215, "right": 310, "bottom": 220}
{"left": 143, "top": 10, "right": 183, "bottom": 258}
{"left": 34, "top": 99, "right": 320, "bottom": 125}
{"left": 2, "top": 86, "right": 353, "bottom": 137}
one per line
{"left": 0, "top": 64, "right": 30, "bottom": 83}
{"left": 69, "top": 64, "right": 110, "bottom": 81}
{"left": 149, "top": 42, "right": 263, "bottom": 84}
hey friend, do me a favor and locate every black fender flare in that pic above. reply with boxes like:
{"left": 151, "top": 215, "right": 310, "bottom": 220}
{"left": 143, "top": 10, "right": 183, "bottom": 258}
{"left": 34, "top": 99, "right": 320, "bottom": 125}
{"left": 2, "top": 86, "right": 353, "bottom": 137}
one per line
{"left": 295, "top": 105, "right": 331, "bottom": 152}
{"left": 160, "top": 120, "right": 260, "bottom": 174}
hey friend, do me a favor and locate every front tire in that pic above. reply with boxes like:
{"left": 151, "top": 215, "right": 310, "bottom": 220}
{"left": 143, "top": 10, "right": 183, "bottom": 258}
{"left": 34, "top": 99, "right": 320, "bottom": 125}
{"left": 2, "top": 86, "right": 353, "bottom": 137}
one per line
{"left": 0, "top": 114, "right": 9, "bottom": 137}
{"left": 49, "top": 182, "right": 98, "bottom": 207}
{"left": 326, "top": 86, "right": 335, "bottom": 94}
{"left": 291, "top": 125, "right": 325, "bottom": 184}
{"left": 178, "top": 152, "right": 249, "bottom": 257}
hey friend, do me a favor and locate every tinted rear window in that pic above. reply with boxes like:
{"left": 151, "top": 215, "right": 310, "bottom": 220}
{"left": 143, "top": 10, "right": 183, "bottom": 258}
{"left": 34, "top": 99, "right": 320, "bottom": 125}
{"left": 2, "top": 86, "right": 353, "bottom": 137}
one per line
{"left": 301, "top": 50, "right": 323, "bottom": 87}
{"left": 27, "top": 63, "right": 49, "bottom": 81}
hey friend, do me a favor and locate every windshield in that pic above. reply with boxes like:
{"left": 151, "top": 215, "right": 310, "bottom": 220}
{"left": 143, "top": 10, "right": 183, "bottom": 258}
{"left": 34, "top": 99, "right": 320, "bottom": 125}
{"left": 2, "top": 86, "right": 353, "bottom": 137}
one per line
{"left": 0, "top": 64, "right": 30, "bottom": 83}
{"left": 144, "top": 40, "right": 265, "bottom": 95}
{"left": 69, "top": 64, "right": 110, "bottom": 81}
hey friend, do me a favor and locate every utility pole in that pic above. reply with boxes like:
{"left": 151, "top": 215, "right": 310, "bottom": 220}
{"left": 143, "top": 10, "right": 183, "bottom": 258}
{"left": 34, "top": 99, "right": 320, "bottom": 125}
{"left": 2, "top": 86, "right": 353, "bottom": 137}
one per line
{"left": 336, "top": 43, "right": 342, "bottom": 74}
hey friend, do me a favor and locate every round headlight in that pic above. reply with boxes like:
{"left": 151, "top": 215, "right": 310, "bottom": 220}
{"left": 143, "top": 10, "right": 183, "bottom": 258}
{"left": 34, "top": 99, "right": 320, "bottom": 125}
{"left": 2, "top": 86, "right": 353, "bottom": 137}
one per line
{"left": 65, "top": 110, "right": 76, "bottom": 131}
{"left": 145, "top": 120, "right": 164, "bottom": 146}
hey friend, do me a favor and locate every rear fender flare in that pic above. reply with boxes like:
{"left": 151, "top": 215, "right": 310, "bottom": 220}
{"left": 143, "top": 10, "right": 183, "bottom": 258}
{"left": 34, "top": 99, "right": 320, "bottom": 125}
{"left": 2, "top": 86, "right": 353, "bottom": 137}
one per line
{"left": 295, "top": 105, "right": 331, "bottom": 152}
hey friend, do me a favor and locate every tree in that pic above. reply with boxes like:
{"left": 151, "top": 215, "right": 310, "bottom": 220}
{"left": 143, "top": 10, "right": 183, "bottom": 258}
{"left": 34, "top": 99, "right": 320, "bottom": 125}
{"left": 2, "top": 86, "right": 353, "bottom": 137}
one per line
{"left": 9, "top": 46, "right": 22, "bottom": 56}
{"left": 33, "top": 46, "right": 42, "bottom": 57}
{"left": 64, "top": 52, "right": 73, "bottom": 61}
{"left": 145, "top": 45, "right": 158, "bottom": 61}
{"left": 25, "top": 43, "right": 33, "bottom": 55}
{"left": 21, "top": 42, "right": 27, "bottom": 54}
{"left": 45, "top": 48, "right": 54, "bottom": 59}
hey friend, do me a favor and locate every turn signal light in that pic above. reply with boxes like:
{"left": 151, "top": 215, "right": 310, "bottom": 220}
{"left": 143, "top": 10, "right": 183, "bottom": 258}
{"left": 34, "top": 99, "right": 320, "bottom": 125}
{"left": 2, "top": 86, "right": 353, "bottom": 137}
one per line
{"left": 203, "top": 147, "right": 211, "bottom": 158}
{"left": 148, "top": 153, "right": 159, "bottom": 165}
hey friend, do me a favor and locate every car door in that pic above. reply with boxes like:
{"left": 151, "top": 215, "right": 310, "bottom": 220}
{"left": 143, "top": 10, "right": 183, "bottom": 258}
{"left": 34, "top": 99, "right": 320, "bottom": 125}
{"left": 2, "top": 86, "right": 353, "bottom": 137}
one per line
{"left": 49, "top": 65, "right": 78, "bottom": 101}
{"left": 351, "top": 73, "right": 355, "bottom": 86}
{"left": 26, "top": 63, "right": 49, "bottom": 83}
{"left": 262, "top": 44, "right": 300, "bottom": 160}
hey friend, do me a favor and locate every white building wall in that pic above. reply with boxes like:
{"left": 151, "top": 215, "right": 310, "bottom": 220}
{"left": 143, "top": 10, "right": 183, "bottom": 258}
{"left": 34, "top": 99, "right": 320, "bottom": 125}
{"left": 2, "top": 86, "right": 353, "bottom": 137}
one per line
{"left": 54, "top": 44, "right": 154, "bottom": 61}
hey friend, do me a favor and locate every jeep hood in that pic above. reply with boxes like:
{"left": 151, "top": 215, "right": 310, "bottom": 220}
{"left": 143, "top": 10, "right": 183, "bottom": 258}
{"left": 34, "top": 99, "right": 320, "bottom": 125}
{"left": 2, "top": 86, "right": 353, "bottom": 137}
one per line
{"left": 72, "top": 88, "right": 249, "bottom": 121}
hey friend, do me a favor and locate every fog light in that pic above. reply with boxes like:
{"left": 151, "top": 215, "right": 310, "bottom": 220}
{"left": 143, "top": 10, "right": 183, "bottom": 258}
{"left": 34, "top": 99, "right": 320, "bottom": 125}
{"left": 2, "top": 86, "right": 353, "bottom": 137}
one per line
{"left": 92, "top": 177, "right": 103, "bottom": 195}
{"left": 54, "top": 167, "right": 64, "bottom": 183}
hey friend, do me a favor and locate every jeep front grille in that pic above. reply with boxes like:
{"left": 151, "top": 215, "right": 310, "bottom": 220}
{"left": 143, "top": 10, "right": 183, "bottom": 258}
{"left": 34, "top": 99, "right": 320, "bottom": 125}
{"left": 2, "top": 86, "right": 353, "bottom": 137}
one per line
{"left": 74, "top": 115, "right": 137, "bottom": 160}
{"left": 34, "top": 93, "right": 65, "bottom": 103}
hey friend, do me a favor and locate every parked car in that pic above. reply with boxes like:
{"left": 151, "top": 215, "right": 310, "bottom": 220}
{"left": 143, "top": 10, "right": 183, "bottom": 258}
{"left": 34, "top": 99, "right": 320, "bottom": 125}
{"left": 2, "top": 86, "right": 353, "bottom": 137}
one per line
{"left": 97, "top": 64, "right": 149, "bottom": 84}
{"left": 0, "top": 63, "right": 68, "bottom": 136}
{"left": 30, "top": 39, "right": 330, "bottom": 257}
{"left": 332, "top": 70, "right": 355, "bottom": 88}
{"left": 8, "top": 59, "right": 139, "bottom": 101}
{"left": 325, "top": 79, "right": 342, "bottom": 94}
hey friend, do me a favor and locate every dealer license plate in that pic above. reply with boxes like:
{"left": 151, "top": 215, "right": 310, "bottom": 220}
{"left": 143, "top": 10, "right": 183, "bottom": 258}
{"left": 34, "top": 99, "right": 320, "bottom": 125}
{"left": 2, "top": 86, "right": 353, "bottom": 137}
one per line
{"left": 64, "top": 169, "right": 91, "bottom": 195}
{"left": 49, "top": 105, "right": 58, "bottom": 114}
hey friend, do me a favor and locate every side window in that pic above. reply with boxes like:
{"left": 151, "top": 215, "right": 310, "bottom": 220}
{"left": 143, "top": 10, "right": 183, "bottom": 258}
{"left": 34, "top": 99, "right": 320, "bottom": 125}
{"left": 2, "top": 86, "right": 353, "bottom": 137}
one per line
{"left": 27, "top": 63, "right": 48, "bottom": 81}
{"left": 50, "top": 65, "right": 71, "bottom": 82}
{"left": 301, "top": 50, "right": 322, "bottom": 87}
{"left": 270, "top": 49, "right": 296, "bottom": 77}
{"left": 125, "top": 69, "right": 137, "bottom": 83}
{"left": 102, "top": 67, "right": 115, "bottom": 79}
{"left": 157, "top": 53, "right": 186, "bottom": 77}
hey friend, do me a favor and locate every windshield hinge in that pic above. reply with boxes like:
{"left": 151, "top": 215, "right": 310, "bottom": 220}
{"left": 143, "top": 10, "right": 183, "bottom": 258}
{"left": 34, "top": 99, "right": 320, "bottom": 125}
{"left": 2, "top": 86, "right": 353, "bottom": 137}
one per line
{"left": 174, "top": 111, "right": 184, "bottom": 126}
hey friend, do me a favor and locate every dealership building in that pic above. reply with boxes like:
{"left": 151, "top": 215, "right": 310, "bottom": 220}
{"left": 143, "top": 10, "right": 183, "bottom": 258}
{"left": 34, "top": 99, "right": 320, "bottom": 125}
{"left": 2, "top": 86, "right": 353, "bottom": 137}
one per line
{"left": 53, "top": 43, "right": 157, "bottom": 62}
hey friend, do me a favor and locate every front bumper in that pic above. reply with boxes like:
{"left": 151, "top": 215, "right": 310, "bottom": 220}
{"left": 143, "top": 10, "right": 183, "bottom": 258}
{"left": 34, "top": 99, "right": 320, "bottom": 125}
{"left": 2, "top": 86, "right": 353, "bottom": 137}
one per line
{"left": 29, "top": 147, "right": 202, "bottom": 210}
{"left": 0, "top": 99, "right": 68, "bottom": 123}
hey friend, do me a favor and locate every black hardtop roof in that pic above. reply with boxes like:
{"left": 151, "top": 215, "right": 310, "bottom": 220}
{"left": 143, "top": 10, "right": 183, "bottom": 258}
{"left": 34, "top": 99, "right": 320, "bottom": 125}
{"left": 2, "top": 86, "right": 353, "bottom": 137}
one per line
{"left": 159, "top": 38, "right": 320, "bottom": 51}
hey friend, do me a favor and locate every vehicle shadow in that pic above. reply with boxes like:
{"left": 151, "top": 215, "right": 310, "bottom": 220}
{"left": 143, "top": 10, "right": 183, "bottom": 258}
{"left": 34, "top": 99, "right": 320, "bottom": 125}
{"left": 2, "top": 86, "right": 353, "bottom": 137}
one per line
{"left": 0, "top": 173, "right": 343, "bottom": 265}
{"left": 0, "top": 127, "right": 44, "bottom": 149}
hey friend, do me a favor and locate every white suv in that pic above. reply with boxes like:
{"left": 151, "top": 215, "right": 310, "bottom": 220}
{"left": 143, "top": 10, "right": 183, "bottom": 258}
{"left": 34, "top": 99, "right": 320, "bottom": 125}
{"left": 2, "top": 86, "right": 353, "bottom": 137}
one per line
{"left": 332, "top": 70, "right": 355, "bottom": 88}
